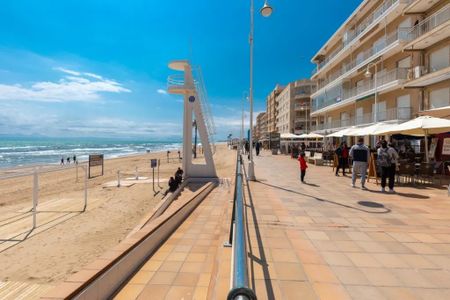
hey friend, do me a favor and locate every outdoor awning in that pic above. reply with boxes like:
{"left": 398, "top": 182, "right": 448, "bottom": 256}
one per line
{"left": 373, "top": 116, "right": 450, "bottom": 136}
{"left": 326, "top": 127, "right": 357, "bottom": 138}
{"left": 280, "top": 133, "right": 300, "bottom": 139}
{"left": 348, "top": 122, "right": 396, "bottom": 136}
{"left": 304, "top": 132, "right": 324, "bottom": 139}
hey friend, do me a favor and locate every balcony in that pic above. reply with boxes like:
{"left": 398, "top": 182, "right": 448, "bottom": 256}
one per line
{"left": 294, "top": 117, "right": 308, "bottom": 123}
{"left": 312, "top": 107, "right": 412, "bottom": 132}
{"left": 312, "top": 68, "right": 409, "bottom": 114}
{"left": 313, "top": 0, "right": 407, "bottom": 77}
{"left": 313, "top": 28, "right": 410, "bottom": 96}
{"left": 294, "top": 103, "right": 310, "bottom": 111}
{"left": 404, "top": 64, "right": 450, "bottom": 88}
{"left": 404, "top": 4, "right": 450, "bottom": 50}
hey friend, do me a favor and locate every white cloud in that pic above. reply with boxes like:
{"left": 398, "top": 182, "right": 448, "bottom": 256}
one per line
{"left": 53, "top": 67, "right": 80, "bottom": 76}
{"left": 157, "top": 89, "right": 167, "bottom": 95}
{"left": 0, "top": 68, "right": 131, "bottom": 103}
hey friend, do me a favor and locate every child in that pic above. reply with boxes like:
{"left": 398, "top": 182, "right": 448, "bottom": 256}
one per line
{"left": 298, "top": 152, "right": 308, "bottom": 183}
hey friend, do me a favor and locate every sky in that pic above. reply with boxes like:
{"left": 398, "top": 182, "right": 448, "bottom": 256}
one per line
{"left": 0, "top": 0, "right": 362, "bottom": 140}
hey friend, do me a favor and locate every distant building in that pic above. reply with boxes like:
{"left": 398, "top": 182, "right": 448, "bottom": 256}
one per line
{"left": 309, "top": 0, "right": 450, "bottom": 135}
{"left": 255, "top": 112, "right": 267, "bottom": 141}
{"left": 276, "top": 79, "right": 315, "bottom": 134}
{"left": 266, "top": 84, "right": 284, "bottom": 134}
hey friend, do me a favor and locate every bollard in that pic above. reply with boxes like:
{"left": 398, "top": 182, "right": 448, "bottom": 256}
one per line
{"left": 83, "top": 167, "right": 88, "bottom": 211}
{"left": 32, "top": 170, "right": 38, "bottom": 229}
{"left": 117, "top": 170, "right": 121, "bottom": 187}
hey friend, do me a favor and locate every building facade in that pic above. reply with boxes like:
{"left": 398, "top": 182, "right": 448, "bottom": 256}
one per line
{"left": 276, "top": 79, "right": 315, "bottom": 134}
{"left": 254, "top": 112, "right": 267, "bottom": 141}
{"left": 310, "top": 0, "right": 450, "bottom": 133}
{"left": 266, "top": 84, "right": 284, "bottom": 134}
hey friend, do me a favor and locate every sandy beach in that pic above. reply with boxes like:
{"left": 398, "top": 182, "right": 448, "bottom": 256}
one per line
{"left": 0, "top": 144, "right": 234, "bottom": 288}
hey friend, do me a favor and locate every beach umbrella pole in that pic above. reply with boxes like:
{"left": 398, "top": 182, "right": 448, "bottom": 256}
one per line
{"left": 424, "top": 130, "right": 429, "bottom": 163}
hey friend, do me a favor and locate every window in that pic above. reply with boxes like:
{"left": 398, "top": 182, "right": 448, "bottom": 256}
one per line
{"left": 429, "top": 46, "right": 450, "bottom": 72}
{"left": 397, "top": 95, "right": 411, "bottom": 120}
{"left": 397, "top": 56, "right": 411, "bottom": 69}
{"left": 341, "top": 112, "right": 350, "bottom": 127}
{"left": 356, "top": 107, "right": 364, "bottom": 125}
{"left": 372, "top": 101, "right": 386, "bottom": 122}
{"left": 430, "top": 87, "right": 450, "bottom": 109}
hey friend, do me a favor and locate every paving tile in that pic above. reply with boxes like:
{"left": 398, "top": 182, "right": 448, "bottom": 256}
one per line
{"left": 273, "top": 262, "right": 307, "bottom": 281}
{"left": 312, "top": 283, "right": 351, "bottom": 300}
{"left": 379, "top": 286, "right": 420, "bottom": 300}
{"left": 128, "top": 271, "right": 155, "bottom": 285}
{"left": 303, "top": 264, "right": 339, "bottom": 283}
{"left": 321, "top": 251, "right": 354, "bottom": 267}
{"left": 137, "top": 284, "right": 170, "bottom": 300}
{"left": 360, "top": 267, "right": 402, "bottom": 286}
{"left": 332, "top": 266, "right": 370, "bottom": 285}
{"left": 149, "top": 271, "right": 177, "bottom": 285}
{"left": 305, "top": 230, "right": 330, "bottom": 241}
{"left": 114, "top": 284, "right": 145, "bottom": 300}
{"left": 279, "top": 280, "right": 317, "bottom": 300}
{"left": 164, "top": 286, "right": 194, "bottom": 300}
{"left": 345, "top": 285, "right": 387, "bottom": 300}
{"left": 345, "top": 252, "right": 382, "bottom": 267}
{"left": 270, "top": 248, "right": 298, "bottom": 262}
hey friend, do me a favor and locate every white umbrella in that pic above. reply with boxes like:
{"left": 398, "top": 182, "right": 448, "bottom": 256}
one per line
{"left": 350, "top": 122, "right": 395, "bottom": 136}
{"left": 305, "top": 132, "right": 324, "bottom": 139}
{"left": 326, "top": 127, "right": 357, "bottom": 138}
{"left": 374, "top": 116, "right": 450, "bottom": 162}
{"left": 297, "top": 133, "right": 309, "bottom": 139}
{"left": 280, "top": 133, "right": 300, "bottom": 139}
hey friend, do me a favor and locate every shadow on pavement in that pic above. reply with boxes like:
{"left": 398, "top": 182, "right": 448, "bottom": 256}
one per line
{"left": 256, "top": 181, "right": 391, "bottom": 214}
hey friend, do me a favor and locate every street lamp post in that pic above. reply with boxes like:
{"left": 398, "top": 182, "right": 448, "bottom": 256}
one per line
{"left": 248, "top": 0, "right": 273, "bottom": 180}
{"left": 365, "top": 62, "right": 378, "bottom": 123}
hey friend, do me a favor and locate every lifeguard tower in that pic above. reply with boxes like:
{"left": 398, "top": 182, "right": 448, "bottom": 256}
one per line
{"left": 167, "top": 60, "right": 217, "bottom": 180}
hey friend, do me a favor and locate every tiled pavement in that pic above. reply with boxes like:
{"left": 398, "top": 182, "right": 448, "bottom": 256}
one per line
{"left": 113, "top": 183, "right": 233, "bottom": 300}
{"left": 114, "top": 150, "right": 450, "bottom": 299}
{"left": 244, "top": 151, "right": 450, "bottom": 300}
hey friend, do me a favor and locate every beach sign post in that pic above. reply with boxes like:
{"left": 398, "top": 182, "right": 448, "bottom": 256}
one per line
{"left": 151, "top": 159, "right": 159, "bottom": 195}
{"left": 157, "top": 159, "right": 162, "bottom": 188}
{"left": 88, "top": 154, "right": 104, "bottom": 179}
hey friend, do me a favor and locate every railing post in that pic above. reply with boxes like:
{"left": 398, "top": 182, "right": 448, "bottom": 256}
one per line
{"left": 83, "top": 166, "right": 88, "bottom": 212}
{"left": 32, "top": 169, "right": 38, "bottom": 229}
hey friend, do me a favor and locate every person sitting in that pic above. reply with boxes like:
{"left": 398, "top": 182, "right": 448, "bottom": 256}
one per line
{"left": 175, "top": 167, "right": 183, "bottom": 185}
{"left": 164, "top": 176, "right": 178, "bottom": 196}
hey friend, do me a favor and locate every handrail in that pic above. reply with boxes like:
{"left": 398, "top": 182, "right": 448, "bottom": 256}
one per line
{"left": 227, "top": 151, "right": 256, "bottom": 300}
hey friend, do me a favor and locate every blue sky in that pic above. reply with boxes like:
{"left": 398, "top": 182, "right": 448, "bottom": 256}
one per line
{"left": 0, "top": 0, "right": 361, "bottom": 140}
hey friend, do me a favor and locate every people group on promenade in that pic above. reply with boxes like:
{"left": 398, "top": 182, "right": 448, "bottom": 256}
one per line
{"left": 165, "top": 167, "right": 184, "bottom": 196}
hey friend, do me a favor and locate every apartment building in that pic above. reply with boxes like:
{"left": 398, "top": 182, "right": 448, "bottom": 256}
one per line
{"left": 276, "top": 79, "right": 315, "bottom": 134}
{"left": 309, "top": 0, "right": 450, "bottom": 135}
{"left": 266, "top": 84, "right": 284, "bottom": 134}
{"left": 254, "top": 112, "right": 267, "bottom": 141}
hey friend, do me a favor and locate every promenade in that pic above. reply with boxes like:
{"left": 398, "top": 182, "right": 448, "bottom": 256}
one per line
{"left": 243, "top": 151, "right": 450, "bottom": 299}
{"left": 110, "top": 149, "right": 450, "bottom": 300}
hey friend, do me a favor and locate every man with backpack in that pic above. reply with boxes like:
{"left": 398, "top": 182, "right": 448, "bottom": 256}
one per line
{"left": 377, "top": 140, "right": 399, "bottom": 193}
{"left": 349, "top": 137, "right": 370, "bottom": 189}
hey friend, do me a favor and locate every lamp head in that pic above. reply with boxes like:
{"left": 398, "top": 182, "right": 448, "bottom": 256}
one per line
{"left": 365, "top": 69, "right": 372, "bottom": 78}
{"left": 260, "top": 1, "right": 273, "bottom": 17}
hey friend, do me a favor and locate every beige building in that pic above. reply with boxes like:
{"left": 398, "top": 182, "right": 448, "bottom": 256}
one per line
{"left": 254, "top": 112, "right": 267, "bottom": 141}
{"left": 310, "top": 0, "right": 450, "bottom": 135}
{"left": 276, "top": 79, "right": 315, "bottom": 134}
{"left": 266, "top": 84, "right": 283, "bottom": 134}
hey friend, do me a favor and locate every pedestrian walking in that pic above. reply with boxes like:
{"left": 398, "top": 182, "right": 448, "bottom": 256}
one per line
{"left": 60, "top": 157, "right": 64, "bottom": 165}
{"left": 244, "top": 141, "right": 249, "bottom": 155}
{"left": 255, "top": 141, "right": 261, "bottom": 156}
{"left": 377, "top": 140, "right": 399, "bottom": 193}
{"left": 349, "top": 137, "right": 370, "bottom": 189}
{"left": 67, "top": 156, "right": 70, "bottom": 164}
{"left": 335, "top": 142, "right": 349, "bottom": 176}
{"left": 298, "top": 152, "right": 308, "bottom": 183}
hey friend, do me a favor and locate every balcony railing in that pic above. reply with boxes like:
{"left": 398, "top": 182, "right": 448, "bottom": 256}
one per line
{"left": 312, "top": 107, "right": 412, "bottom": 131}
{"left": 295, "top": 117, "right": 308, "bottom": 123}
{"left": 294, "top": 103, "right": 310, "bottom": 110}
{"left": 313, "top": 68, "right": 408, "bottom": 112}
{"left": 316, "top": 28, "right": 410, "bottom": 92}
{"left": 315, "top": 0, "right": 403, "bottom": 74}
{"left": 407, "top": 4, "right": 450, "bottom": 41}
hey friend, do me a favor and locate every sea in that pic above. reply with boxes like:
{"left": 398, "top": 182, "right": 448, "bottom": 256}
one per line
{"left": 0, "top": 137, "right": 182, "bottom": 169}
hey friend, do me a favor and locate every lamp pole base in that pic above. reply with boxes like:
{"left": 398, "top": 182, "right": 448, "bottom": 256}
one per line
{"left": 247, "top": 160, "right": 256, "bottom": 181}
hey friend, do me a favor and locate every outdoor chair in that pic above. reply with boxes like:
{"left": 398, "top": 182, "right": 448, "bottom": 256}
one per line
{"left": 397, "top": 163, "right": 416, "bottom": 184}
{"left": 417, "top": 162, "right": 435, "bottom": 184}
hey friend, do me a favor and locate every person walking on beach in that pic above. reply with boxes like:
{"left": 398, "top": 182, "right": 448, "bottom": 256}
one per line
{"left": 73, "top": 155, "right": 77, "bottom": 164}
{"left": 67, "top": 156, "right": 70, "bottom": 164}
{"left": 335, "top": 142, "right": 349, "bottom": 176}
{"left": 60, "top": 157, "right": 64, "bottom": 165}
{"left": 298, "top": 152, "right": 308, "bottom": 183}
{"left": 255, "top": 141, "right": 261, "bottom": 156}
{"left": 377, "top": 140, "right": 399, "bottom": 193}
{"left": 349, "top": 137, "right": 370, "bottom": 189}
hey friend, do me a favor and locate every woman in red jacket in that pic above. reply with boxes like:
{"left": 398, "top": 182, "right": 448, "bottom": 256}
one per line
{"left": 298, "top": 152, "right": 308, "bottom": 183}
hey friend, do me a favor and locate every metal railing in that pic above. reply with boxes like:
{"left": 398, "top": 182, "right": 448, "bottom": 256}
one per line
{"left": 316, "top": 28, "right": 410, "bottom": 92}
{"left": 407, "top": 4, "right": 450, "bottom": 41}
{"left": 312, "top": 67, "right": 408, "bottom": 112}
{"left": 226, "top": 151, "right": 256, "bottom": 300}
{"left": 316, "top": 0, "right": 403, "bottom": 73}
